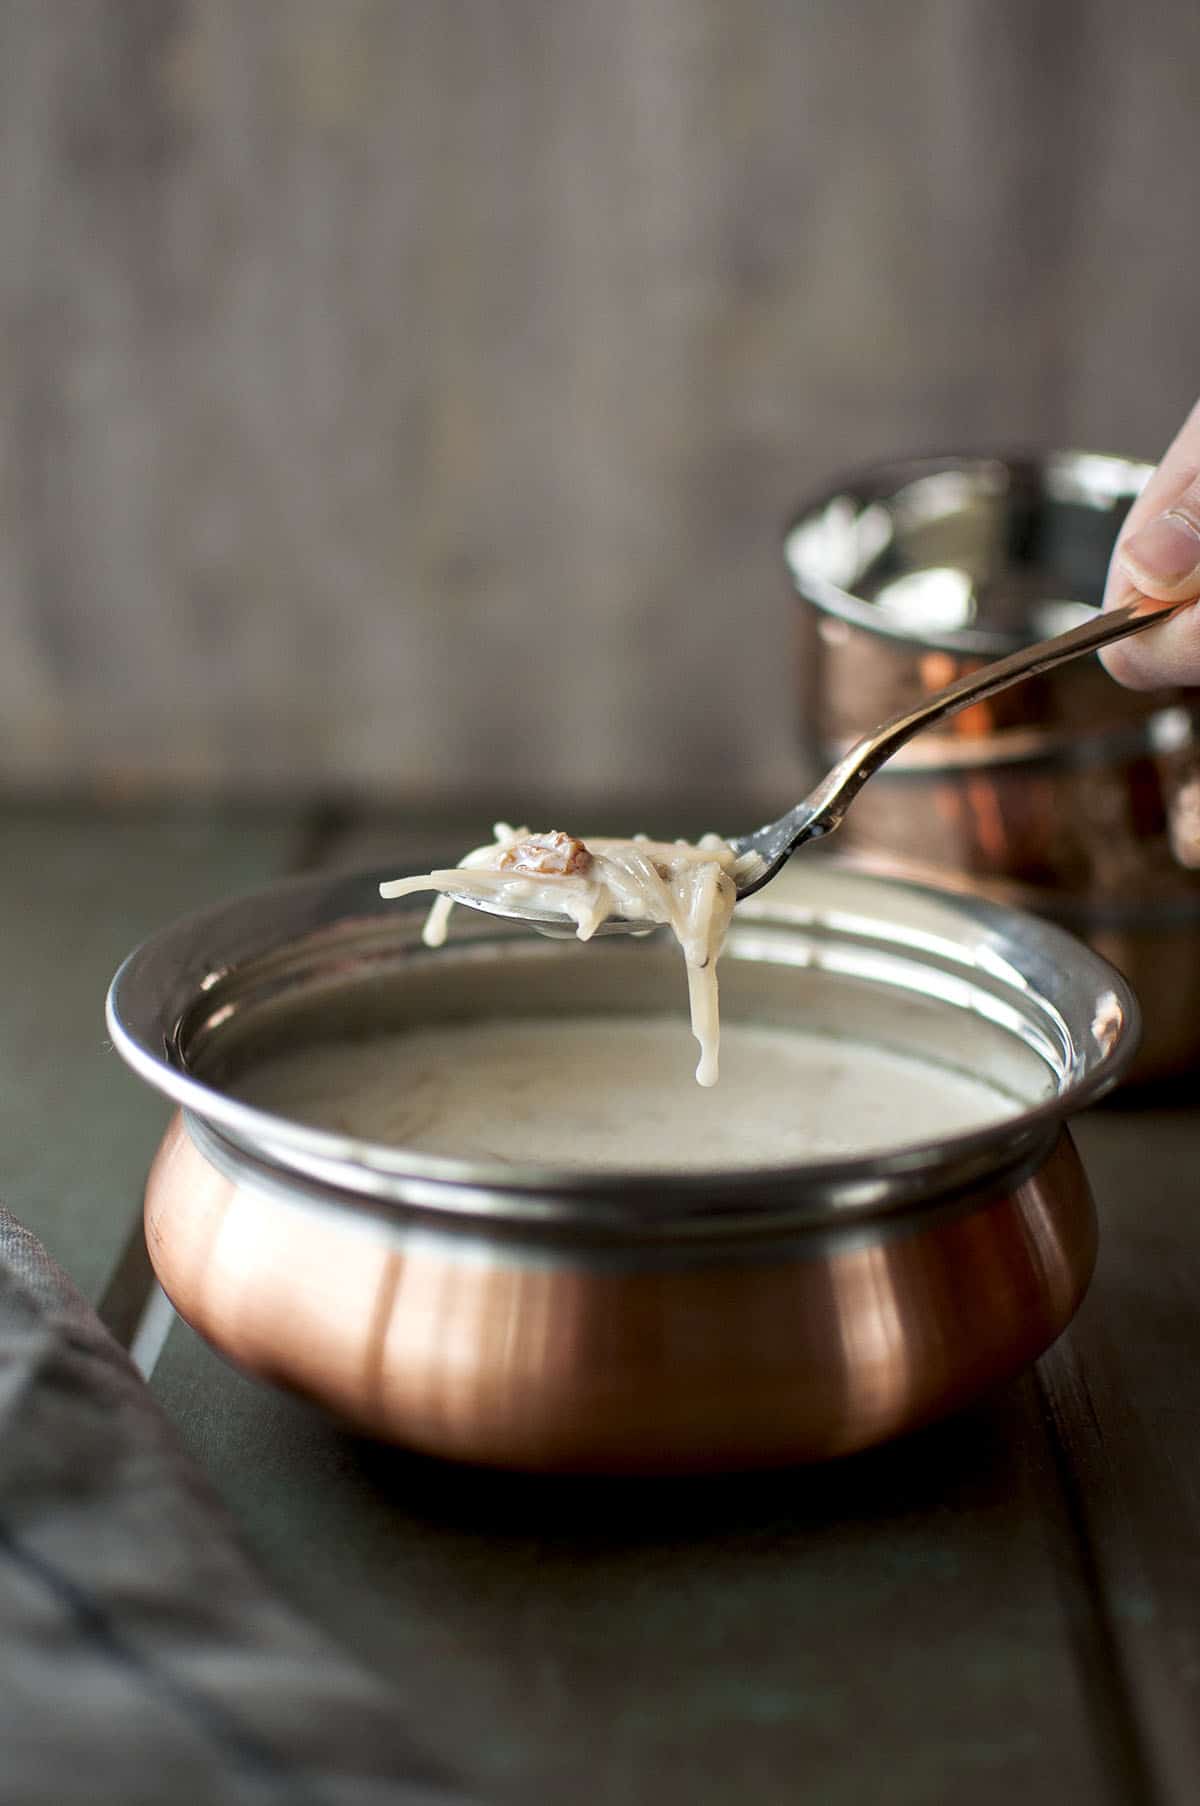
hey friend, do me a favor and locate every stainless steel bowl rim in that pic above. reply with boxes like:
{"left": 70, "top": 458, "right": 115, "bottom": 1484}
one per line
{"left": 179, "top": 1104, "right": 1064, "bottom": 1253}
{"left": 783, "top": 448, "right": 1153, "bottom": 657}
{"left": 106, "top": 864, "right": 1140, "bottom": 1236}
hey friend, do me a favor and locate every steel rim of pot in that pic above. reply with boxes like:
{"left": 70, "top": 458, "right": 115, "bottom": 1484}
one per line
{"left": 783, "top": 448, "right": 1153, "bottom": 658}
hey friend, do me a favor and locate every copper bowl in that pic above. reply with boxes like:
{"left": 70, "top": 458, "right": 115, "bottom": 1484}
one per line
{"left": 784, "top": 450, "right": 1200, "bottom": 1075}
{"left": 106, "top": 866, "right": 1137, "bottom": 1473}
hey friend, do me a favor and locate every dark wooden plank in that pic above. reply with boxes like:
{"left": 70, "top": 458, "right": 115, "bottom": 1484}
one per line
{"left": 150, "top": 1309, "right": 1121, "bottom": 1804}
{"left": 0, "top": 802, "right": 302, "bottom": 1303}
{"left": 1041, "top": 1103, "right": 1200, "bottom": 1805}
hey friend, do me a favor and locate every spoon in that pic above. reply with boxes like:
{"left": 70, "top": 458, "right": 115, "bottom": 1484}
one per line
{"left": 448, "top": 587, "right": 1191, "bottom": 934}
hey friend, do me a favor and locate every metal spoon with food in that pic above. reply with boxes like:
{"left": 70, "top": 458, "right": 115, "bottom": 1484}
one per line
{"left": 388, "top": 585, "right": 1191, "bottom": 938}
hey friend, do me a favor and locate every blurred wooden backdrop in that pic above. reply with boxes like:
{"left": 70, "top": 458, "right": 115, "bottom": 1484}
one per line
{"left": 1, "top": 0, "right": 1198, "bottom": 809}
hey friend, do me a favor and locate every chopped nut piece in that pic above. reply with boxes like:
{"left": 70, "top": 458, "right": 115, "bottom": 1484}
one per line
{"left": 497, "top": 830, "right": 593, "bottom": 877}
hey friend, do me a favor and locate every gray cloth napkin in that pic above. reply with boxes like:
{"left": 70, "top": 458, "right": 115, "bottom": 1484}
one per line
{"left": 0, "top": 1207, "right": 478, "bottom": 1806}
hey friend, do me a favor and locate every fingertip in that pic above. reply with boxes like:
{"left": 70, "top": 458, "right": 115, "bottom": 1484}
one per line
{"left": 1116, "top": 494, "right": 1200, "bottom": 599}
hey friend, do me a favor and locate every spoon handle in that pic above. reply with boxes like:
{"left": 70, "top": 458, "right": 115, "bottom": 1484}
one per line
{"left": 802, "top": 587, "right": 1191, "bottom": 838}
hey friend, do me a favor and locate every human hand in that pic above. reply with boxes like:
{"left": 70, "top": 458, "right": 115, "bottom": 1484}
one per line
{"left": 1100, "top": 398, "right": 1200, "bottom": 689}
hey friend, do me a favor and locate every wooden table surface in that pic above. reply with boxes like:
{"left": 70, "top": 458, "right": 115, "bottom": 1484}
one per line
{"left": 4, "top": 800, "right": 1199, "bottom": 1806}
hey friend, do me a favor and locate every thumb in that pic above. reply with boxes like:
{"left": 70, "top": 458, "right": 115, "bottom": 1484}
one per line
{"left": 1117, "top": 474, "right": 1200, "bottom": 601}
{"left": 1101, "top": 398, "right": 1200, "bottom": 690}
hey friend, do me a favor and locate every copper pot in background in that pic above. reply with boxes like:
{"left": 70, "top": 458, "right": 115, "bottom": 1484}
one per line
{"left": 784, "top": 450, "right": 1200, "bottom": 1078}
{"left": 107, "top": 865, "right": 1135, "bottom": 1470}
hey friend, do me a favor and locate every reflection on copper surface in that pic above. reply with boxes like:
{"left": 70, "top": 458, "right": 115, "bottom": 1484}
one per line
{"left": 829, "top": 1242, "right": 911, "bottom": 1427}
{"left": 919, "top": 651, "right": 959, "bottom": 694}
{"left": 965, "top": 773, "right": 1010, "bottom": 867}
{"left": 1011, "top": 1138, "right": 1096, "bottom": 1326}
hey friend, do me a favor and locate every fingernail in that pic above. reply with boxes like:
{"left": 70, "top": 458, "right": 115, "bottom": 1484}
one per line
{"left": 1120, "top": 508, "right": 1200, "bottom": 588}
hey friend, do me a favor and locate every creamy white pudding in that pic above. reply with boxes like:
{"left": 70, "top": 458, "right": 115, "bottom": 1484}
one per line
{"left": 231, "top": 1017, "right": 1033, "bottom": 1173}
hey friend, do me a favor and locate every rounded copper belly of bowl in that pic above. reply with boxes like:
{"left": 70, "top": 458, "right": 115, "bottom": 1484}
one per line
{"left": 146, "top": 1115, "right": 1095, "bottom": 1473}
